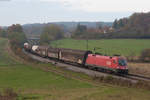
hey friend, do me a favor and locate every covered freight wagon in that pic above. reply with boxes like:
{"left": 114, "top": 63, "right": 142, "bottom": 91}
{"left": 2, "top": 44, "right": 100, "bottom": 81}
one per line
{"left": 58, "top": 48, "right": 92, "bottom": 65}
{"left": 36, "top": 46, "right": 49, "bottom": 57}
{"left": 47, "top": 47, "right": 60, "bottom": 59}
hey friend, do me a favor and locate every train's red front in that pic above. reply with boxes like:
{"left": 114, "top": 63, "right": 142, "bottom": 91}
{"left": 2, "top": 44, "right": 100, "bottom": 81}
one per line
{"left": 85, "top": 54, "right": 128, "bottom": 74}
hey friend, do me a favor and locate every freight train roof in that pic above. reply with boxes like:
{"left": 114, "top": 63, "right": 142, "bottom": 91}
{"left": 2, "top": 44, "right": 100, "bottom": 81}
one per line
{"left": 37, "top": 46, "right": 92, "bottom": 55}
{"left": 59, "top": 48, "right": 87, "bottom": 53}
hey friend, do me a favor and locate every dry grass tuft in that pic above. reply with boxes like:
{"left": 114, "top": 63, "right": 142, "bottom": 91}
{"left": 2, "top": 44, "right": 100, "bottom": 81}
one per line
{"left": 128, "top": 63, "right": 150, "bottom": 77}
{"left": 0, "top": 88, "right": 18, "bottom": 100}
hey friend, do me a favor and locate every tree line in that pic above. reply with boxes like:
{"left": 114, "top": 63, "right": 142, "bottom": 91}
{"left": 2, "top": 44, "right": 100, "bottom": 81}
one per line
{"left": 39, "top": 12, "right": 150, "bottom": 41}
{"left": 72, "top": 23, "right": 113, "bottom": 39}
{"left": 72, "top": 12, "right": 150, "bottom": 39}
{"left": 0, "top": 24, "right": 64, "bottom": 46}
{"left": 0, "top": 24, "right": 27, "bottom": 48}
{"left": 111, "top": 12, "right": 150, "bottom": 38}
{"left": 40, "top": 24, "right": 64, "bottom": 44}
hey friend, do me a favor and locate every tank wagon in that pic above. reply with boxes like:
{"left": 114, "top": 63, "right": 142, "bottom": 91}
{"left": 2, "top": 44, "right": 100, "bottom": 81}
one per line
{"left": 24, "top": 43, "right": 128, "bottom": 74}
{"left": 24, "top": 43, "right": 32, "bottom": 51}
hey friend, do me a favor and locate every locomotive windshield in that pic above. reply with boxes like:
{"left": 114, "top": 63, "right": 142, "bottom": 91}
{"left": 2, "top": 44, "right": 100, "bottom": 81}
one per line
{"left": 118, "top": 59, "right": 127, "bottom": 66}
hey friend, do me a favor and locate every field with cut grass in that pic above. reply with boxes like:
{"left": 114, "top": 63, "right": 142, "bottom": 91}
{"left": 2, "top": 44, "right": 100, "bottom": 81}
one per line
{"left": 0, "top": 38, "right": 150, "bottom": 100}
{"left": 51, "top": 39, "right": 150, "bottom": 56}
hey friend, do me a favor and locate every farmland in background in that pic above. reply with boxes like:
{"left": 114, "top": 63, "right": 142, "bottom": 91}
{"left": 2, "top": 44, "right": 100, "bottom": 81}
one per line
{"left": 51, "top": 39, "right": 150, "bottom": 56}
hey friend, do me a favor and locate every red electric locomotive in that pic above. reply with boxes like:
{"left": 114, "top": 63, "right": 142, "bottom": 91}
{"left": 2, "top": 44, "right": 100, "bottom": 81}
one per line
{"left": 85, "top": 54, "right": 128, "bottom": 74}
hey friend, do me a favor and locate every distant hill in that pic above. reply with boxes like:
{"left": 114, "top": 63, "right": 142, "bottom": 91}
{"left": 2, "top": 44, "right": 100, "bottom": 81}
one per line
{"left": 23, "top": 22, "right": 113, "bottom": 38}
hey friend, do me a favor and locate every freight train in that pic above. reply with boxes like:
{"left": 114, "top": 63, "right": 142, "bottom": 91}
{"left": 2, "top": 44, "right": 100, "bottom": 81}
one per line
{"left": 24, "top": 43, "right": 128, "bottom": 74}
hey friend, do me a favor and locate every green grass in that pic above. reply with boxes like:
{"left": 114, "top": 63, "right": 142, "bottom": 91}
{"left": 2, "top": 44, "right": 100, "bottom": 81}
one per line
{"left": 0, "top": 65, "right": 92, "bottom": 90}
{"left": 0, "top": 38, "right": 19, "bottom": 65}
{"left": 0, "top": 37, "right": 150, "bottom": 100}
{"left": 75, "top": 87, "right": 150, "bottom": 100}
{"left": 51, "top": 38, "right": 150, "bottom": 56}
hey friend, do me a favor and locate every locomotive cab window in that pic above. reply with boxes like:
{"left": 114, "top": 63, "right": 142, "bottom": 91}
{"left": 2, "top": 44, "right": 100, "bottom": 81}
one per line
{"left": 118, "top": 59, "right": 127, "bottom": 66}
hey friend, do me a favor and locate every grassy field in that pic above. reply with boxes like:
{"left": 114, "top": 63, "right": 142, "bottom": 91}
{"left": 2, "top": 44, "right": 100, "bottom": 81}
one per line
{"left": 0, "top": 39, "right": 20, "bottom": 65}
{"left": 0, "top": 38, "right": 150, "bottom": 100}
{"left": 51, "top": 39, "right": 150, "bottom": 56}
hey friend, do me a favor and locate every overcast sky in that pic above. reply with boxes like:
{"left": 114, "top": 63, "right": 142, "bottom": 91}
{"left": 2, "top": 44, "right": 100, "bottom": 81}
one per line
{"left": 0, "top": 0, "right": 149, "bottom": 26}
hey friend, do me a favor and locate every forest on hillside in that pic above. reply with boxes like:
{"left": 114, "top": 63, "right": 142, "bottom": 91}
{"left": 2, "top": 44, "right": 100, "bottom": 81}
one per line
{"left": 111, "top": 12, "right": 150, "bottom": 38}
{"left": 73, "top": 12, "right": 150, "bottom": 39}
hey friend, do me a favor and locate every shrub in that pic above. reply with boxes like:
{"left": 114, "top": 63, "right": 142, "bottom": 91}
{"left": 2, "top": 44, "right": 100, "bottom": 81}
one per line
{"left": 140, "top": 49, "right": 150, "bottom": 62}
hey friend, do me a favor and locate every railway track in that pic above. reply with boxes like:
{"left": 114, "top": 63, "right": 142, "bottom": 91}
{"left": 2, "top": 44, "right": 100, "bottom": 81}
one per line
{"left": 61, "top": 61, "right": 150, "bottom": 82}
{"left": 23, "top": 49, "right": 150, "bottom": 83}
{"left": 125, "top": 74, "right": 150, "bottom": 82}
